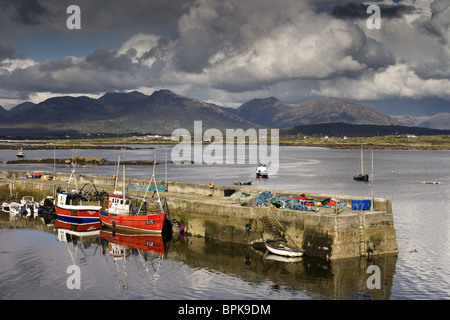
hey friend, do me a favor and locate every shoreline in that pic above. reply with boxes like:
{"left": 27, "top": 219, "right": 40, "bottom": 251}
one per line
{"left": 278, "top": 142, "right": 450, "bottom": 150}
{"left": 0, "top": 142, "right": 449, "bottom": 151}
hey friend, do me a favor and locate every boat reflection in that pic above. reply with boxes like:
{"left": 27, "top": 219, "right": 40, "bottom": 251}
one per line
{"left": 264, "top": 253, "right": 303, "bottom": 263}
{"left": 99, "top": 230, "right": 169, "bottom": 293}
{"left": 99, "top": 230, "right": 167, "bottom": 256}
{"left": 55, "top": 220, "right": 102, "bottom": 271}
{"left": 55, "top": 219, "right": 102, "bottom": 233}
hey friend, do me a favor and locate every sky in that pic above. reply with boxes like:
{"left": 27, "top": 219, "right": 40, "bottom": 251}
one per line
{"left": 0, "top": 0, "right": 449, "bottom": 116}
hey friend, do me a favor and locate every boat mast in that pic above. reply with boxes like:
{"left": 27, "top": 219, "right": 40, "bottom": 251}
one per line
{"left": 360, "top": 145, "right": 364, "bottom": 175}
{"left": 138, "top": 155, "right": 163, "bottom": 213}
{"left": 67, "top": 161, "right": 78, "bottom": 191}
{"left": 114, "top": 155, "right": 121, "bottom": 193}
{"left": 123, "top": 164, "right": 126, "bottom": 202}
{"left": 152, "top": 156, "right": 163, "bottom": 212}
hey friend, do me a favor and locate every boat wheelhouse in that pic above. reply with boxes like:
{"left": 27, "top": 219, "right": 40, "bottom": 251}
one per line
{"left": 256, "top": 163, "right": 268, "bottom": 178}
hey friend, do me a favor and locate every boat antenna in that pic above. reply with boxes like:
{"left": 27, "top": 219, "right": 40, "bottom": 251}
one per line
{"left": 114, "top": 155, "right": 121, "bottom": 193}
{"left": 360, "top": 145, "right": 364, "bottom": 175}
{"left": 53, "top": 145, "right": 56, "bottom": 180}
{"left": 138, "top": 154, "right": 163, "bottom": 213}
{"left": 67, "top": 161, "right": 78, "bottom": 192}
{"left": 123, "top": 165, "right": 126, "bottom": 203}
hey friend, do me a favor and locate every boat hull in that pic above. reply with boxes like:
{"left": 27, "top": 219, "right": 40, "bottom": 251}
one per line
{"left": 353, "top": 174, "right": 369, "bottom": 181}
{"left": 256, "top": 173, "right": 268, "bottom": 178}
{"left": 55, "top": 205, "right": 101, "bottom": 224}
{"left": 99, "top": 210, "right": 167, "bottom": 233}
{"left": 264, "top": 239, "right": 304, "bottom": 257}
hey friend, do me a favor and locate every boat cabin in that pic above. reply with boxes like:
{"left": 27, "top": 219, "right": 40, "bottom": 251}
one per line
{"left": 107, "top": 191, "right": 131, "bottom": 215}
{"left": 16, "top": 149, "right": 25, "bottom": 159}
{"left": 256, "top": 162, "right": 269, "bottom": 177}
{"left": 57, "top": 191, "right": 87, "bottom": 206}
{"left": 57, "top": 192, "right": 73, "bottom": 206}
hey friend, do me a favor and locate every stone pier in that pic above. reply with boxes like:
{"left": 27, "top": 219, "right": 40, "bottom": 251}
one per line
{"left": 0, "top": 170, "right": 398, "bottom": 260}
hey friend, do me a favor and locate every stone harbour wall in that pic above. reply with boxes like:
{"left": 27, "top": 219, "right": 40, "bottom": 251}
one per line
{"left": 0, "top": 170, "right": 398, "bottom": 260}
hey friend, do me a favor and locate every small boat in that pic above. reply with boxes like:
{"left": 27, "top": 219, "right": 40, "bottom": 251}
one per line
{"left": 20, "top": 196, "right": 35, "bottom": 206}
{"left": 2, "top": 202, "right": 11, "bottom": 212}
{"left": 256, "top": 163, "right": 268, "bottom": 178}
{"left": 99, "top": 163, "right": 171, "bottom": 234}
{"left": 353, "top": 173, "right": 369, "bottom": 181}
{"left": 16, "top": 148, "right": 25, "bottom": 159}
{"left": 8, "top": 202, "right": 21, "bottom": 218}
{"left": 38, "top": 196, "right": 56, "bottom": 219}
{"left": 353, "top": 146, "right": 369, "bottom": 181}
{"left": 264, "top": 239, "right": 304, "bottom": 257}
{"left": 19, "top": 202, "right": 39, "bottom": 219}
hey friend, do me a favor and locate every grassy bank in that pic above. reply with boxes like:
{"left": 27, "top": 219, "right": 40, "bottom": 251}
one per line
{"left": 1, "top": 134, "right": 450, "bottom": 150}
{"left": 279, "top": 134, "right": 450, "bottom": 150}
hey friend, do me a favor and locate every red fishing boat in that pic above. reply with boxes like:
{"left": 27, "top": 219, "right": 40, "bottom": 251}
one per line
{"left": 99, "top": 163, "right": 171, "bottom": 234}
{"left": 99, "top": 192, "right": 168, "bottom": 233}
{"left": 54, "top": 161, "right": 104, "bottom": 225}
{"left": 54, "top": 191, "right": 102, "bottom": 224}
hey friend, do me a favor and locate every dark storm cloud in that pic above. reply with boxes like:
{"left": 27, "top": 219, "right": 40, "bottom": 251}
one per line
{"left": 0, "top": 0, "right": 192, "bottom": 37}
{"left": 0, "top": 0, "right": 449, "bottom": 108}
{"left": 84, "top": 47, "right": 136, "bottom": 71}
{"left": 10, "top": 0, "right": 49, "bottom": 25}
{"left": 0, "top": 43, "right": 17, "bottom": 59}
{"left": 331, "top": 2, "right": 416, "bottom": 19}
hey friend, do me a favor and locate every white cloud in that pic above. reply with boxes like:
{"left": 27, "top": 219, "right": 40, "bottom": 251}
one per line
{"left": 0, "top": 0, "right": 449, "bottom": 112}
{"left": 0, "top": 58, "right": 38, "bottom": 73}
{"left": 313, "top": 64, "right": 450, "bottom": 101}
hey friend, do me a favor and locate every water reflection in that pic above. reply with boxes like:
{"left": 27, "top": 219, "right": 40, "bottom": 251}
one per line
{"left": 172, "top": 238, "right": 397, "bottom": 300}
{"left": 55, "top": 219, "right": 102, "bottom": 268}
{"left": 99, "top": 230, "right": 169, "bottom": 293}
{"left": 1, "top": 212, "right": 397, "bottom": 300}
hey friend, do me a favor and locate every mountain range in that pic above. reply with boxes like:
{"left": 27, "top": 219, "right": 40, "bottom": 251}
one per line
{"left": 0, "top": 89, "right": 449, "bottom": 137}
{"left": 391, "top": 113, "right": 450, "bottom": 130}
{"left": 231, "top": 96, "right": 402, "bottom": 127}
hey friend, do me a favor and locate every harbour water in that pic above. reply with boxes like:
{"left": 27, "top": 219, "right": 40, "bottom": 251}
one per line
{"left": 0, "top": 145, "right": 449, "bottom": 300}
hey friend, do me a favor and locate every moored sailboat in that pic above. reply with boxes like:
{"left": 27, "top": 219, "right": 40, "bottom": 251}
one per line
{"left": 353, "top": 146, "right": 369, "bottom": 181}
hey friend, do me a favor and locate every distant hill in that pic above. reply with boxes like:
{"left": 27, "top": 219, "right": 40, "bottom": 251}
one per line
{"left": 281, "top": 122, "right": 450, "bottom": 137}
{"left": 393, "top": 113, "right": 450, "bottom": 130}
{"left": 0, "top": 90, "right": 447, "bottom": 137}
{"left": 234, "top": 97, "right": 401, "bottom": 128}
{"left": 0, "top": 105, "right": 7, "bottom": 116}
{"left": 0, "top": 90, "right": 257, "bottom": 135}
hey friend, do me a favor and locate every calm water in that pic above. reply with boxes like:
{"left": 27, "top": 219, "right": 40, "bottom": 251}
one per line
{"left": 1, "top": 145, "right": 449, "bottom": 300}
